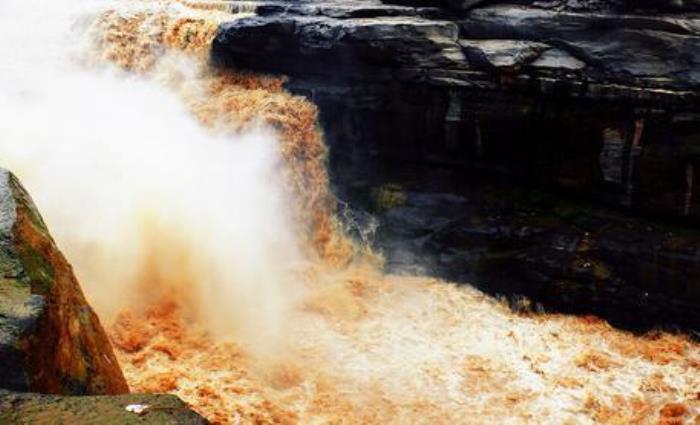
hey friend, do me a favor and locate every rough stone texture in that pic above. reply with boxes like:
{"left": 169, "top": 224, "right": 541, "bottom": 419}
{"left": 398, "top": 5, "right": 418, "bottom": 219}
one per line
{"left": 0, "top": 390, "right": 208, "bottom": 424}
{"left": 460, "top": 39, "right": 550, "bottom": 69}
{"left": 460, "top": 6, "right": 700, "bottom": 92}
{"left": 0, "top": 169, "right": 129, "bottom": 395}
{"left": 213, "top": 0, "right": 700, "bottom": 223}
{"left": 214, "top": 0, "right": 700, "bottom": 105}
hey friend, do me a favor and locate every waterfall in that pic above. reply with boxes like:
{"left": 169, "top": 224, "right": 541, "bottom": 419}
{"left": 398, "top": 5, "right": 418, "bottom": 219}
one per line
{"left": 0, "top": 0, "right": 697, "bottom": 423}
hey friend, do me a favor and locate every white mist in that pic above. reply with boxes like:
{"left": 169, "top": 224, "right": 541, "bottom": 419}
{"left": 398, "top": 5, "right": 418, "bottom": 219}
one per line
{"left": 0, "top": 0, "right": 303, "bottom": 347}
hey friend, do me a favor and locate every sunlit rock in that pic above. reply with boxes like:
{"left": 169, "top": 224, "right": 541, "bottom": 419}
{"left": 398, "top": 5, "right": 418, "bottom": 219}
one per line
{"left": 0, "top": 390, "right": 208, "bottom": 424}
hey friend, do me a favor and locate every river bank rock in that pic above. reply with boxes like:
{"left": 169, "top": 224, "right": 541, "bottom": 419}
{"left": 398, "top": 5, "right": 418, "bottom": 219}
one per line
{"left": 0, "top": 390, "right": 208, "bottom": 424}
{"left": 214, "top": 0, "right": 700, "bottom": 106}
{"left": 0, "top": 168, "right": 128, "bottom": 395}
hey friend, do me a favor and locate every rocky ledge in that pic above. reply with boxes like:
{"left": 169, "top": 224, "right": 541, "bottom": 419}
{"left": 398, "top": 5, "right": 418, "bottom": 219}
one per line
{"left": 215, "top": 0, "right": 700, "bottom": 106}
{"left": 214, "top": 0, "right": 700, "bottom": 224}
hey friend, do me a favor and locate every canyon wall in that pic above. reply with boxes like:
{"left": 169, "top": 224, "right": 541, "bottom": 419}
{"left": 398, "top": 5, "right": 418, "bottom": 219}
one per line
{"left": 212, "top": 0, "right": 700, "bottom": 331}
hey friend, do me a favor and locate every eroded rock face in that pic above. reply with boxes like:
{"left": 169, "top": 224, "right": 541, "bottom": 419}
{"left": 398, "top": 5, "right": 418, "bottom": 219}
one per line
{"left": 0, "top": 169, "right": 128, "bottom": 395}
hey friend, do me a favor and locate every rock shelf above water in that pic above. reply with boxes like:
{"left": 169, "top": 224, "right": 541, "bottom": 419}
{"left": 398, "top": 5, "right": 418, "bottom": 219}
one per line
{"left": 214, "top": 0, "right": 700, "bottom": 107}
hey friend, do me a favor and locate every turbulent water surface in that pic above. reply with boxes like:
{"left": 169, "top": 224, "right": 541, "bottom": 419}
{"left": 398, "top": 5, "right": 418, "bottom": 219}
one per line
{"left": 1, "top": 0, "right": 699, "bottom": 423}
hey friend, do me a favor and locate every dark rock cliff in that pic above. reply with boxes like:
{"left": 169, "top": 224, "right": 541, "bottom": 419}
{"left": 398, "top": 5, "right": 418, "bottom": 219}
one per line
{"left": 212, "top": 1, "right": 700, "bottom": 331}
{"left": 213, "top": 0, "right": 700, "bottom": 221}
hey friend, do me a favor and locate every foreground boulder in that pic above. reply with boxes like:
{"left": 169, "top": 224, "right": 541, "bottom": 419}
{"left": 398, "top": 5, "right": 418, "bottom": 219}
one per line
{"left": 0, "top": 390, "right": 208, "bottom": 424}
{"left": 0, "top": 169, "right": 128, "bottom": 394}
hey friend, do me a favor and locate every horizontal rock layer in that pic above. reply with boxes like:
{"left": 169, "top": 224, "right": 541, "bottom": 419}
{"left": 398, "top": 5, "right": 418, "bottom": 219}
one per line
{"left": 214, "top": 0, "right": 700, "bottom": 107}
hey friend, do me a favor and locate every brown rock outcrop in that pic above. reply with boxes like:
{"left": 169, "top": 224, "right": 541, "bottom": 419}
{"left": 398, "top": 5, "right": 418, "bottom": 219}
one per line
{"left": 0, "top": 168, "right": 128, "bottom": 395}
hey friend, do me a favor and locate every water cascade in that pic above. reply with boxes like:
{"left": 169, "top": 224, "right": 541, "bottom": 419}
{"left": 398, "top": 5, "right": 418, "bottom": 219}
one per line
{"left": 0, "top": 0, "right": 698, "bottom": 423}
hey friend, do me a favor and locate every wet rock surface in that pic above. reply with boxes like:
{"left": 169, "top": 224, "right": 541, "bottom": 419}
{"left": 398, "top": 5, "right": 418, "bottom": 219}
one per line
{"left": 0, "top": 390, "right": 208, "bottom": 424}
{"left": 0, "top": 169, "right": 128, "bottom": 395}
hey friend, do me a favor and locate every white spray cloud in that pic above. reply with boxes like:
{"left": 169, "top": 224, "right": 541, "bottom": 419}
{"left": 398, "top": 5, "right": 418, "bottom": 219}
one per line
{"left": 0, "top": 0, "right": 303, "bottom": 346}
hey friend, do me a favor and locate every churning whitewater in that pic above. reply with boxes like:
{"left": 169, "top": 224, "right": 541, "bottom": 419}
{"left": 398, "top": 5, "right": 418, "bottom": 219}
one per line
{"left": 1, "top": 0, "right": 699, "bottom": 423}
